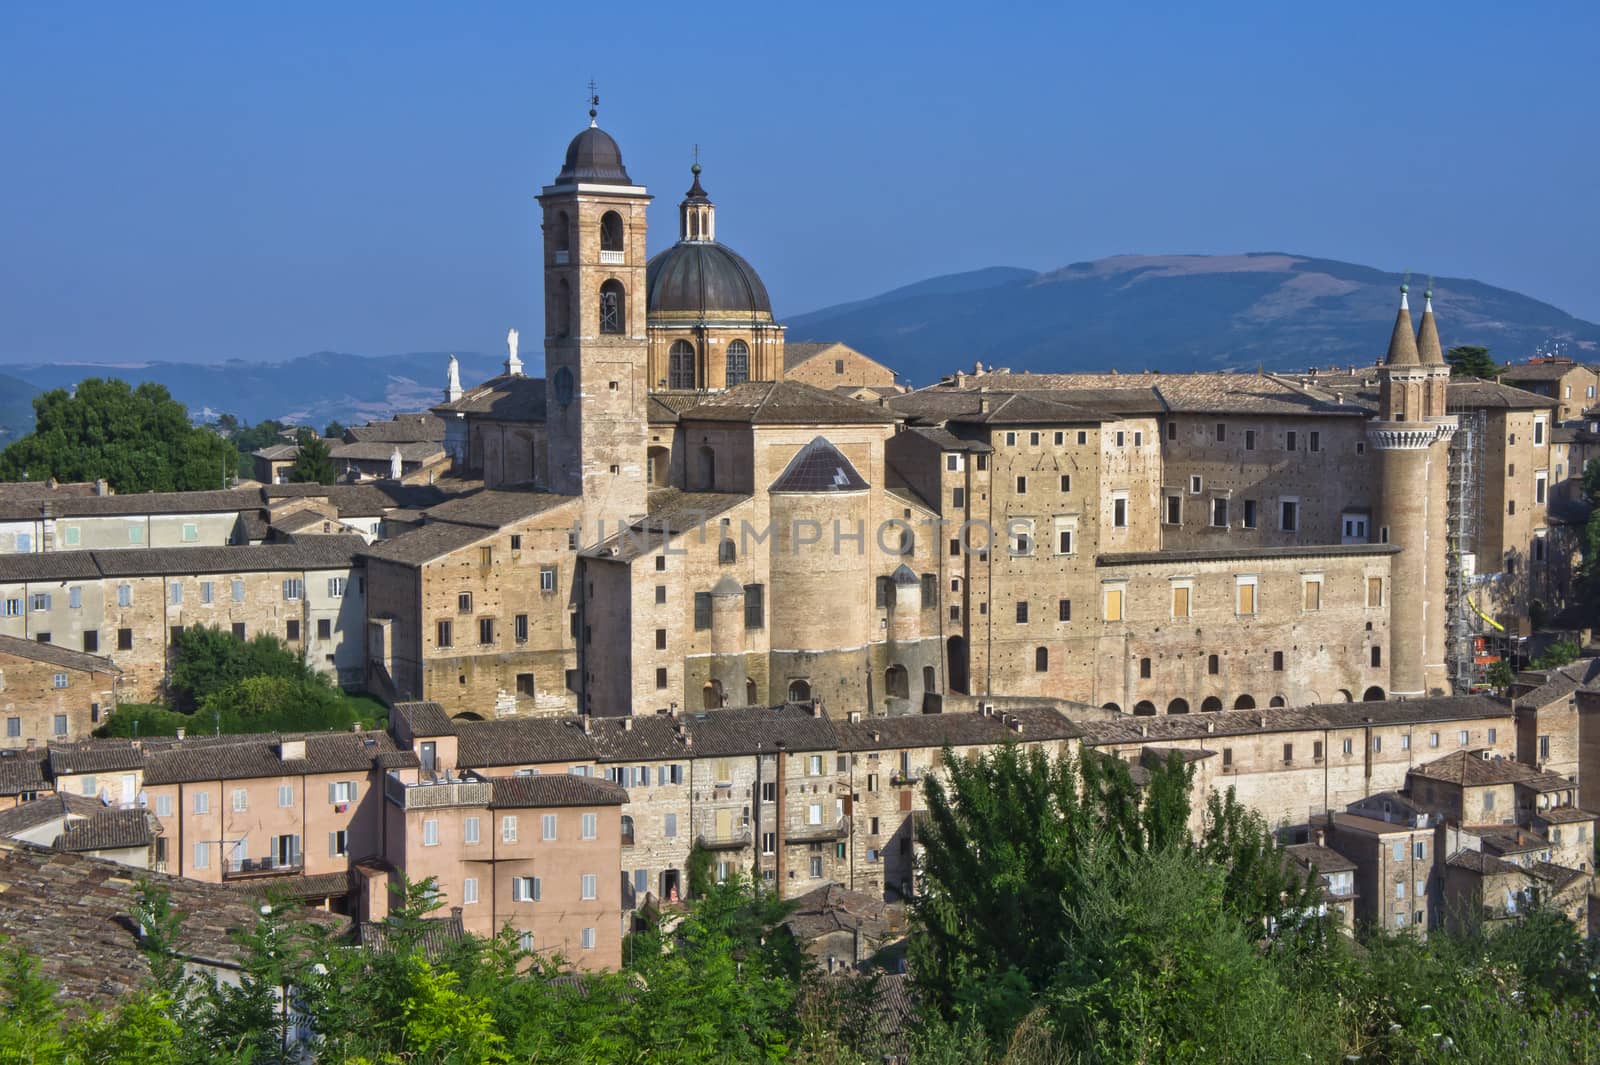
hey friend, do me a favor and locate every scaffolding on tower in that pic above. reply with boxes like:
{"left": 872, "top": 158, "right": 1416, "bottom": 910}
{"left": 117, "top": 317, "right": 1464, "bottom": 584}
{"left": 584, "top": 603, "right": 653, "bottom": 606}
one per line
{"left": 1444, "top": 405, "right": 1488, "bottom": 692}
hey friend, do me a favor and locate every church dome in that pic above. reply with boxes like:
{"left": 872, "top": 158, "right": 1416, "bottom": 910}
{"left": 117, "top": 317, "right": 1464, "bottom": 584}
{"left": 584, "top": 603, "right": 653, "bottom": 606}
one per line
{"left": 554, "top": 126, "right": 633, "bottom": 185}
{"left": 646, "top": 242, "right": 773, "bottom": 321}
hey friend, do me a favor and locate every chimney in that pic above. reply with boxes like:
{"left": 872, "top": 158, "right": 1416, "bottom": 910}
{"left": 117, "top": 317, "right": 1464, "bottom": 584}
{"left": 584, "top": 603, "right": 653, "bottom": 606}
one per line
{"left": 870, "top": 730, "right": 881, "bottom": 743}
{"left": 175, "top": 727, "right": 186, "bottom": 740}
{"left": 278, "top": 738, "right": 306, "bottom": 761}
{"left": 1008, "top": 719, "right": 1024, "bottom": 734}
{"left": 848, "top": 711, "right": 862, "bottom": 724}
{"left": 1314, "top": 828, "right": 1326, "bottom": 847}
{"left": 1206, "top": 721, "right": 1215, "bottom": 734}
{"left": 1139, "top": 723, "right": 1148, "bottom": 738}
{"left": 622, "top": 717, "right": 634, "bottom": 731}
{"left": 95, "top": 478, "right": 109, "bottom": 496}
{"left": 581, "top": 717, "right": 593, "bottom": 735}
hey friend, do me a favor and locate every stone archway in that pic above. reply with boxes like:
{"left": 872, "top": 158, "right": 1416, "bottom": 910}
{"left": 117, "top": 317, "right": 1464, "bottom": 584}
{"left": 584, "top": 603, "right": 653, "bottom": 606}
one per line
{"left": 1133, "top": 701, "right": 1157, "bottom": 716}
{"left": 1233, "top": 694, "right": 1256, "bottom": 710}
{"left": 1201, "top": 696, "right": 1223, "bottom": 713}
{"left": 1167, "top": 698, "right": 1190, "bottom": 715}
{"left": 1363, "top": 686, "right": 1386, "bottom": 702}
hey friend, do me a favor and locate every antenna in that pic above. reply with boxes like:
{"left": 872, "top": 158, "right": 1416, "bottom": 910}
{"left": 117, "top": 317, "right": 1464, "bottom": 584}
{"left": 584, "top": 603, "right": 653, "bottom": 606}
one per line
{"left": 587, "top": 80, "right": 599, "bottom": 127}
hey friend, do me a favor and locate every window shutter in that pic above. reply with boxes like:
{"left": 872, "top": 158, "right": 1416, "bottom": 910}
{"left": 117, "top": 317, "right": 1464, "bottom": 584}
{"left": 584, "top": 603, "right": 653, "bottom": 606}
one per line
{"left": 348, "top": 780, "right": 358, "bottom": 802}
{"left": 329, "top": 832, "right": 338, "bottom": 857}
{"left": 328, "top": 782, "right": 338, "bottom": 803}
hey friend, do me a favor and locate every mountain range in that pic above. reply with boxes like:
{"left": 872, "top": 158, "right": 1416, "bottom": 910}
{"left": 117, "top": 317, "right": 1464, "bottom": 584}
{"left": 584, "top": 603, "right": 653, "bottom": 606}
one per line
{"left": 786, "top": 254, "right": 1600, "bottom": 384}
{"left": 2, "top": 253, "right": 1596, "bottom": 442}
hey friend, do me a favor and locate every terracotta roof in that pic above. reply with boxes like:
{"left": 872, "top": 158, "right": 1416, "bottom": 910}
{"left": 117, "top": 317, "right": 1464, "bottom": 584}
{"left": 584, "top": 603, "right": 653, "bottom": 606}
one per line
{"left": 253, "top": 443, "right": 300, "bottom": 460}
{"left": 1535, "top": 806, "right": 1596, "bottom": 824}
{"left": 681, "top": 704, "right": 839, "bottom": 757}
{"left": 1098, "top": 543, "right": 1401, "bottom": 566}
{"left": 0, "top": 634, "right": 120, "bottom": 675}
{"left": 582, "top": 715, "right": 691, "bottom": 762}
{"left": 456, "top": 717, "right": 598, "bottom": 768}
{"left": 0, "top": 539, "right": 367, "bottom": 584}
{"left": 433, "top": 374, "right": 546, "bottom": 421}
{"left": 1283, "top": 842, "right": 1357, "bottom": 874}
{"left": 487, "top": 774, "right": 627, "bottom": 808}
{"left": 781, "top": 882, "right": 897, "bottom": 941}
{"left": 261, "top": 483, "right": 404, "bottom": 515}
{"left": 344, "top": 413, "right": 447, "bottom": 443}
{"left": 888, "top": 388, "right": 1106, "bottom": 426}
{"left": 420, "top": 487, "right": 574, "bottom": 529}
{"left": 783, "top": 341, "right": 846, "bottom": 372}
{"left": 678, "top": 380, "right": 898, "bottom": 425}
{"left": 1446, "top": 849, "right": 1524, "bottom": 875}
{"left": 55, "top": 808, "right": 158, "bottom": 852}
{"left": 1528, "top": 861, "right": 1588, "bottom": 891}
{"left": 228, "top": 869, "right": 353, "bottom": 900}
{"left": 0, "top": 838, "right": 349, "bottom": 1008}
{"left": 1499, "top": 362, "right": 1589, "bottom": 382}
{"left": 328, "top": 441, "right": 444, "bottom": 463}
{"left": 140, "top": 731, "right": 398, "bottom": 786}
{"left": 898, "top": 425, "right": 993, "bottom": 453}
{"left": 49, "top": 739, "right": 152, "bottom": 775}
{"left": 1445, "top": 380, "right": 1559, "bottom": 411}
{"left": 0, "top": 552, "right": 102, "bottom": 581}
{"left": 0, "top": 749, "right": 48, "bottom": 795}
{"left": 0, "top": 792, "right": 107, "bottom": 837}
{"left": 391, "top": 701, "right": 458, "bottom": 739}
{"left": 361, "top": 521, "right": 493, "bottom": 566}
{"left": 586, "top": 490, "right": 749, "bottom": 563}
{"left": 0, "top": 488, "right": 259, "bottom": 522}
{"left": 1407, "top": 751, "right": 1569, "bottom": 789}
{"left": 1077, "top": 695, "right": 1510, "bottom": 747}
{"left": 834, "top": 707, "right": 1079, "bottom": 751}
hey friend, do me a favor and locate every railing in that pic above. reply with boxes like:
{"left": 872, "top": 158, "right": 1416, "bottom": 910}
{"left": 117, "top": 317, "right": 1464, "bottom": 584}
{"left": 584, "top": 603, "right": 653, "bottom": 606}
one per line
{"left": 890, "top": 771, "right": 922, "bottom": 787}
{"left": 695, "top": 829, "right": 751, "bottom": 851}
{"left": 599, "top": 250, "right": 625, "bottom": 265}
{"left": 788, "top": 816, "right": 850, "bottom": 844}
{"left": 223, "top": 858, "right": 304, "bottom": 881}
{"left": 383, "top": 770, "right": 492, "bottom": 810}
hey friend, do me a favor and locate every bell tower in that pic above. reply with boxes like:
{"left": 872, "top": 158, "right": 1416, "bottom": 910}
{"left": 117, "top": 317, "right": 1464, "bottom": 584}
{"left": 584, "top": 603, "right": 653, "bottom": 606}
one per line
{"left": 1369, "top": 283, "right": 1457, "bottom": 696}
{"left": 537, "top": 96, "right": 651, "bottom": 544}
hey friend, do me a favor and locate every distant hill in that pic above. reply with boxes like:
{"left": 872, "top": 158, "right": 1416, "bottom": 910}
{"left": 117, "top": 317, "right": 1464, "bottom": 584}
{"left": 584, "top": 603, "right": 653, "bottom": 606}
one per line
{"left": 785, "top": 254, "right": 1600, "bottom": 385}
{"left": 0, "top": 372, "right": 39, "bottom": 446}
{"left": 5, "top": 350, "right": 511, "bottom": 429}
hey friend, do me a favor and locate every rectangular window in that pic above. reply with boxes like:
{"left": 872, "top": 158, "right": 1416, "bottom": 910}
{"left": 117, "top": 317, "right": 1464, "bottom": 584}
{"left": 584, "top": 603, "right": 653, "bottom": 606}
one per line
{"left": 1283, "top": 743, "right": 1293, "bottom": 763}
{"left": 581, "top": 874, "right": 597, "bottom": 900}
{"left": 436, "top": 620, "right": 452, "bottom": 648}
{"left": 952, "top": 487, "right": 965, "bottom": 508}
{"left": 694, "top": 592, "right": 713, "bottom": 630}
{"left": 282, "top": 578, "right": 303, "bottom": 601}
{"left": 655, "top": 628, "right": 667, "bottom": 650}
{"left": 1244, "top": 428, "right": 1256, "bottom": 450}
{"left": 1302, "top": 579, "right": 1322, "bottom": 611}
{"left": 1372, "top": 735, "right": 1382, "bottom": 753}
{"left": 1539, "top": 735, "right": 1550, "bottom": 761}
{"left": 169, "top": 583, "right": 183, "bottom": 605}
{"left": 1286, "top": 430, "right": 1298, "bottom": 451}
{"left": 664, "top": 813, "right": 677, "bottom": 838}
{"left": 502, "top": 815, "right": 518, "bottom": 842}
{"left": 1235, "top": 577, "right": 1257, "bottom": 616}
{"left": 464, "top": 817, "right": 480, "bottom": 844}
{"left": 1015, "top": 601, "right": 1029, "bottom": 624}
{"left": 512, "top": 877, "right": 537, "bottom": 902}
{"left": 1242, "top": 499, "right": 1257, "bottom": 529}
{"left": 193, "top": 842, "right": 210, "bottom": 869}
{"left": 128, "top": 526, "right": 143, "bottom": 544}
{"left": 196, "top": 581, "right": 212, "bottom": 605}
{"left": 1171, "top": 585, "right": 1190, "bottom": 618}
{"left": 581, "top": 927, "right": 596, "bottom": 949}
{"left": 1309, "top": 431, "right": 1321, "bottom": 452}
{"left": 195, "top": 791, "right": 210, "bottom": 815}
{"left": 278, "top": 784, "right": 294, "bottom": 808}
{"left": 1535, "top": 472, "right": 1548, "bottom": 505}
{"left": 1459, "top": 730, "right": 1469, "bottom": 747}
{"left": 286, "top": 619, "right": 300, "bottom": 642}
{"left": 1211, "top": 498, "right": 1228, "bottom": 527}
{"left": 581, "top": 812, "right": 597, "bottom": 839}
{"left": 1103, "top": 586, "right": 1124, "bottom": 622}
{"left": 51, "top": 672, "right": 68, "bottom": 690}
{"left": 478, "top": 546, "right": 493, "bottom": 567}
{"left": 231, "top": 578, "right": 244, "bottom": 602}
{"left": 327, "top": 577, "right": 347, "bottom": 598}
{"left": 463, "top": 878, "right": 479, "bottom": 904}
{"left": 1367, "top": 577, "right": 1383, "bottom": 607}
{"left": 4, "top": 718, "right": 17, "bottom": 739}
{"left": 317, "top": 618, "right": 332, "bottom": 640}
{"left": 155, "top": 794, "right": 173, "bottom": 818}
{"left": 52, "top": 713, "right": 67, "bottom": 736}
{"left": 1280, "top": 499, "right": 1299, "bottom": 532}
{"left": 1371, "top": 645, "right": 1382, "bottom": 667}
{"left": 422, "top": 819, "right": 439, "bottom": 846}
{"left": 1342, "top": 738, "right": 1353, "bottom": 756}
{"left": 540, "top": 567, "right": 557, "bottom": 593}
{"left": 1112, "top": 494, "right": 1128, "bottom": 528}
{"left": 1534, "top": 418, "right": 1546, "bottom": 446}
{"left": 232, "top": 788, "right": 248, "bottom": 812}
{"left": 478, "top": 617, "right": 494, "bottom": 644}
{"left": 543, "top": 814, "right": 558, "bottom": 841}
{"left": 1165, "top": 495, "right": 1181, "bottom": 525}
{"left": 1058, "top": 598, "right": 1072, "bottom": 621}
{"left": 1057, "top": 527, "right": 1074, "bottom": 554}
{"left": 656, "top": 667, "right": 668, "bottom": 689}
{"left": 1016, "top": 475, "right": 1027, "bottom": 494}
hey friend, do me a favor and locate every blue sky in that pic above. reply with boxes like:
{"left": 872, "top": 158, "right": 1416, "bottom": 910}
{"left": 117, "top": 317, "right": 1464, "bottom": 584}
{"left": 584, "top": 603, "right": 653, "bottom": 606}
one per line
{"left": 1, "top": 1, "right": 1594, "bottom": 364}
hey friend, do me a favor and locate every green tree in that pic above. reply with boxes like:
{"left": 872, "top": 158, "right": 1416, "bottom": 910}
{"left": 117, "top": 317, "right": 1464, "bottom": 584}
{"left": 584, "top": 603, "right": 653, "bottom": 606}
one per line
{"left": 167, "top": 626, "right": 313, "bottom": 712}
{"left": 1446, "top": 345, "right": 1499, "bottom": 379}
{"left": 289, "top": 430, "right": 337, "bottom": 485}
{"left": 0, "top": 941, "right": 68, "bottom": 1063}
{"left": 1531, "top": 639, "right": 1580, "bottom": 670}
{"left": 0, "top": 378, "right": 236, "bottom": 493}
{"left": 322, "top": 420, "right": 347, "bottom": 440}
{"left": 228, "top": 418, "right": 288, "bottom": 480}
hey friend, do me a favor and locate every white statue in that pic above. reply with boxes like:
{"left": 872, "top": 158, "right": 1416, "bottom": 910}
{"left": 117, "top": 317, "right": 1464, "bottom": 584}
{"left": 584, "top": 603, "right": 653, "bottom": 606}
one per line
{"left": 505, "top": 327, "right": 523, "bottom": 377}
{"left": 390, "top": 446, "right": 403, "bottom": 480}
{"left": 445, "top": 353, "right": 463, "bottom": 402}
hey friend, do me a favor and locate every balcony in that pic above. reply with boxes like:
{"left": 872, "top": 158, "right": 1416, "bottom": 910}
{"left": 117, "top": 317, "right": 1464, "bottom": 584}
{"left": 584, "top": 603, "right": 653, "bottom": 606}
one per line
{"left": 384, "top": 770, "right": 491, "bottom": 810}
{"left": 788, "top": 815, "right": 850, "bottom": 844}
{"left": 890, "top": 771, "right": 923, "bottom": 787}
{"left": 599, "top": 250, "right": 625, "bottom": 265}
{"left": 696, "top": 829, "right": 751, "bottom": 851}
{"left": 223, "top": 857, "right": 304, "bottom": 881}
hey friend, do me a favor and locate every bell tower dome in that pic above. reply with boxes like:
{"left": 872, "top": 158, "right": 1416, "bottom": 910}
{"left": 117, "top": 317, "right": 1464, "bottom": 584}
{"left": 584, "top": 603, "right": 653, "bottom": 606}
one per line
{"left": 537, "top": 95, "right": 652, "bottom": 543}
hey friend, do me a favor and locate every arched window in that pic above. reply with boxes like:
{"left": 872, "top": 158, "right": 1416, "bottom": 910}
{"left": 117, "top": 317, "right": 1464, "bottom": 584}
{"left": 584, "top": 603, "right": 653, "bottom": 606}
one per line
{"left": 553, "top": 210, "right": 570, "bottom": 256}
{"left": 1233, "top": 694, "right": 1256, "bottom": 710}
{"left": 885, "top": 665, "right": 909, "bottom": 699}
{"left": 1034, "top": 647, "right": 1049, "bottom": 672}
{"left": 1269, "top": 695, "right": 1287, "bottom": 707}
{"left": 600, "top": 211, "right": 624, "bottom": 252}
{"left": 555, "top": 278, "right": 572, "bottom": 338}
{"left": 1201, "top": 696, "right": 1223, "bottom": 713}
{"left": 788, "top": 679, "right": 811, "bottom": 703}
{"left": 726, "top": 339, "right": 750, "bottom": 386}
{"left": 1101, "top": 702, "right": 1121, "bottom": 713}
{"left": 647, "top": 445, "right": 670, "bottom": 487}
{"left": 620, "top": 815, "right": 635, "bottom": 845}
{"left": 746, "top": 678, "right": 758, "bottom": 705}
{"left": 923, "top": 665, "right": 936, "bottom": 695}
{"left": 718, "top": 539, "right": 736, "bottom": 564}
{"left": 1167, "top": 698, "right": 1190, "bottom": 715}
{"left": 1133, "top": 701, "right": 1157, "bottom": 716}
{"left": 697, "top": 446, "right": 716, "bottom": 490}
{"left": 703, "top": 679, "right": 724, "bottom": 710}
{"left": 669, "top": 340, "right": 696, "bottom": 389}
{"left": 1363, "top": 686, "right": 1386, "bottom": 702}
{"left": 599, "top": 280, "right": 625, "bottom": 335}
{"left": 1207, "top": 653, "right": 1220, "bottom": 675}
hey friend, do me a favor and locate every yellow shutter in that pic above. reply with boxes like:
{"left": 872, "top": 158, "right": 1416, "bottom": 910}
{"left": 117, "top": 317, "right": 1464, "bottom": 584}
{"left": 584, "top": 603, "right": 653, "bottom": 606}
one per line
{"left": 1172, "top": 586, "right": 1189, "bottom": 618}
{"left": 1303, "top": 580, "right": 1321, "bottom": 611}
{"left": 1105, "top": 588, "right": 1124, "bottom": 622}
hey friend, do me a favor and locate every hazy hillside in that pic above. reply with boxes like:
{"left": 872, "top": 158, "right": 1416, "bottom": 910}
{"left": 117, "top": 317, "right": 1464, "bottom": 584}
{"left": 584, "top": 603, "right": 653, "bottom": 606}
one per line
{"left": 786, "top": 254, "right": 1600, "bottom": 384}
{"left": 0, "top": 372, "right": 39, "bottom": 446}
{"left": 6, "top": 350, "right": 509, "bottom": 429}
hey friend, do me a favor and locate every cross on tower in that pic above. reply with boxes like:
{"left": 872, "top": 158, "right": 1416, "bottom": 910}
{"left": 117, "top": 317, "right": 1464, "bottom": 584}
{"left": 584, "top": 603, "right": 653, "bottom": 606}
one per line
{"left": 587, "top": 80, "right": 599, "bottom": 126}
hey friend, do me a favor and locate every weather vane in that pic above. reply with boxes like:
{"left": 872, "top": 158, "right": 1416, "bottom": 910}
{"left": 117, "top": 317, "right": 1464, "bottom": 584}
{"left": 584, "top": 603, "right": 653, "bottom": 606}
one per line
{"left": 588, "top": 80, "right": 599, "bottom": 126}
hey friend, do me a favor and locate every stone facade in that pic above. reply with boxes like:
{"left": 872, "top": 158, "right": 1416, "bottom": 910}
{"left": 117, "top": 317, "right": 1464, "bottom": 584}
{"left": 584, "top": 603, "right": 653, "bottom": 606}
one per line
{"left": 0, "top": 636, "right": 121, "bottom": 745}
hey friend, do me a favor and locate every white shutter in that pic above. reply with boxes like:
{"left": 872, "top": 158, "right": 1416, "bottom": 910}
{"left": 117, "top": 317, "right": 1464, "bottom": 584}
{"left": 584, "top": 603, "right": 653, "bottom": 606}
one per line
{"left": 328, "top": 782, "right": 338, "bottom": 803}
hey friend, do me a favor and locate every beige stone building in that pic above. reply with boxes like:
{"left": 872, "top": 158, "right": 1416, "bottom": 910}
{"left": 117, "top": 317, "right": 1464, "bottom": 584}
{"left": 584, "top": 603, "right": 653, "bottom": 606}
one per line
{"left": 1498, "top": 358, "right": 1599, "bottom": 423}
{"left": 0, "top": 635, "right": 121, "bottom": 745}
{"left": 783, "top": 342, "right": 899, "bottom": 393}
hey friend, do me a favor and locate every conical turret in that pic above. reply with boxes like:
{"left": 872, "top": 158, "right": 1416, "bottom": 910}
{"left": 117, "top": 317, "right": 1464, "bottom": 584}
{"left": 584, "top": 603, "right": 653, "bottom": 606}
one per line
{"left": 1385, "top": 285, "right": 1419, "bottom": 366}
{"left": 1416, "top": 288, "right": 1444, "bottom": 365}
